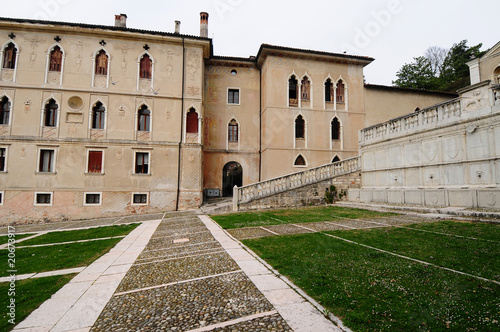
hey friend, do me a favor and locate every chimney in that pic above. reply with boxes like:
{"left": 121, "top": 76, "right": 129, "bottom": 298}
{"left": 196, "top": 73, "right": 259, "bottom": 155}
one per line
{"left": 114, "top": 14, "right": 127, "bottom": 28}
{"left": 200, "top": 12, "right": 209, "bottom": 38}
{"left": 175, "top": 20, "right": 181, "bottom": 34}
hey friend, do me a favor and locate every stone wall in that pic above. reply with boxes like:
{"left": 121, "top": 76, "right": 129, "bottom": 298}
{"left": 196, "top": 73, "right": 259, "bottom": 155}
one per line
{"left": 350, "top": 81, "right": 500, "bottom": 209}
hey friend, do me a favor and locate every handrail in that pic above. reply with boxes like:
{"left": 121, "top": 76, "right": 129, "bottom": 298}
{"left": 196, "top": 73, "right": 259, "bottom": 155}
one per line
{"left": 233, "top": 156, "right": 361, "bottom": 208}
{"left": 360, "top": 97, "right": 462, "bottom": 145}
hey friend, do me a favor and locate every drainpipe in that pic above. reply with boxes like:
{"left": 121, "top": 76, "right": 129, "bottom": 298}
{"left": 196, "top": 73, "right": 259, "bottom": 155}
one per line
{"left": 176, "top": 37, "right": 186, "bottom": 211}
{"left": 256, "top": 61, "right": 262, "bottom": 182}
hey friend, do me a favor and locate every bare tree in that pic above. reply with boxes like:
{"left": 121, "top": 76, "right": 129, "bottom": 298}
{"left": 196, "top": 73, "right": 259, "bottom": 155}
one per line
{"left": 425, "top": 46, "right": 448, "bottom": 75}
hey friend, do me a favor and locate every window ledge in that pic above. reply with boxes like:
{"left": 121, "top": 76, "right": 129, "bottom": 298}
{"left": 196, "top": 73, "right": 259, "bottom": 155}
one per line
{"left": 133, "top": 173, "right": 152, "bottom": 176}
{"left": 35, "top": 172, "right": 57, "bottom": 175}
{"left": 85, "top": 172, "right": 105, "bottom": 176}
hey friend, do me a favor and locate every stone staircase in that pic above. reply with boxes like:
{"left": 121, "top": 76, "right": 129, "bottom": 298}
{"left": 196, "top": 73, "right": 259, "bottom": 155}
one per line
{"left": 231, "top": 156, "right": 361, "bottom": 213}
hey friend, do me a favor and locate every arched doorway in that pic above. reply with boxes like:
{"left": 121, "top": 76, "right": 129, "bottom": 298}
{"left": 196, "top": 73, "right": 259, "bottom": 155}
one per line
{"left": 223, "top": 162, "right": 243, "bottom": 197}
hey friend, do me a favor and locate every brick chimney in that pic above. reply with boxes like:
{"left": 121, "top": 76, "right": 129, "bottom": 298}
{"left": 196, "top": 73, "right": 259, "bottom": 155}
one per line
{"left": 175, "top": 20, "right": 181, "bottom": 34}
{"left": 114, "top": 14, "right": 127, "bottom": 28}
{"left": 200, "top": 12, "right": 209, "bottom": 38}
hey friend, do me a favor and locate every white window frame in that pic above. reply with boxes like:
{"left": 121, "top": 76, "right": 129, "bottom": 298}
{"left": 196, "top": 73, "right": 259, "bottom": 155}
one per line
{"left": 227, "top": 88, "right": 240, "bottom": 105}
{"left": 34, "top": 192, "right": 53, "bottom": 206}
{"left": 91, "top": 48, "right": 110, "bottom": 88}
{"left": 37, "top": 147, "right": 57, "bottom": 173}
{"left": 0, "top": 146, "right": 8, "bottom": 172}
{"left": 293, "top": 154, "right": 308, "bottom": 168}
{"left": 44, "top": 43, "right": 66, "bottom": 85}
{"left": 0, "top": 191, "right": 4, "bottom": 206}
{"left": 134, "top": 151, "right": 151, "bottom": 175}
{"left": 85, "top": 149, "right": 105, "bottom": 174}
{"left": 83, "top": 192, "right": 102, "bottom": 206}
{"left": 131, "top": 192, "right": 149, "bottom": 206}
{"left": 136, "top": 51, "right": 155, "bottom": 91}
{"left": 0, "top": 40, "right": 20, "bottom": 83}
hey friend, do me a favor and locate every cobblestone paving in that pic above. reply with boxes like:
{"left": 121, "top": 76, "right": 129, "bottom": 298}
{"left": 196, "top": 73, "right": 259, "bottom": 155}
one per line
{"left": 92, "top": 211, "right": 293, "bottom": 331}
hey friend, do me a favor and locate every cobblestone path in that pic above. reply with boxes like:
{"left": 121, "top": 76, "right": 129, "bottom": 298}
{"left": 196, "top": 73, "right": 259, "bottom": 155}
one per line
{"left": 91, "top": 212, "right": 293, "bottom": 331}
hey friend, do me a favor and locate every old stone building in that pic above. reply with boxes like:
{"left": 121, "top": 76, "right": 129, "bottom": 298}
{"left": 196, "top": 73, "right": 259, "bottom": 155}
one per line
{"left": 0, "top": 13, "right": 455, "bottom": 221}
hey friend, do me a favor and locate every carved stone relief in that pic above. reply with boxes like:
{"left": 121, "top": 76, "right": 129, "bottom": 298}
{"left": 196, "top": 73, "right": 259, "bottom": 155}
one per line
{"left": 94, "top": 75, "right": 107, "bottom": 88}
{"left": 1, "top": 70, "right": 14, "bottom": 82}
{"left": 47, "top": 72, "right": 61, "bottom": 84}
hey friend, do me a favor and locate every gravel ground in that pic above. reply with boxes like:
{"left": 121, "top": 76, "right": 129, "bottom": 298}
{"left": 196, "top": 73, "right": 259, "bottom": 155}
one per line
{"left": 227, "top": 227, "right": 275, "bottom": 240}
{"left": 263, "top": 224, "right": 316, "bottom": 235}
{"left": 137, "top": 242, "right": 223, "bottom": 261}
{"left": 92, "top": 272, "right": 277, "bottom": 332}
{"left": 211, "top": 313, "right": 293, "bottom": 331}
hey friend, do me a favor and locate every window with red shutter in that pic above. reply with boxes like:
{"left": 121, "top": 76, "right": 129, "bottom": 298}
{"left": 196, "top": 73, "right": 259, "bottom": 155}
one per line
{"left": 95, "top": 50, "right": 108, "bottom": 75}
{"left": 186, "top": 109, "right": 198, "bottom": 134}
{"left": 2, "top": 43, "right": 17, "bottom": 69}
{"left": 140, "top": 54, "right": 152, "bottom": 79}
{"left": 88, "top": 151, "right": 103, "bottom": 173}
{"left": 49, "top": 46, "right": 63, "bottom": 72}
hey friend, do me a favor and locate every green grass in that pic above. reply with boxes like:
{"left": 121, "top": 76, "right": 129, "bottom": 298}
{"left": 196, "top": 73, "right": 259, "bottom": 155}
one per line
{"left": 211, "top": 206, "right": 397, "bottom": 229}
{"left": 19, "top": 223, "right": 139, "bottom": 246}
{"left": 0, "top": 234, "right": 34, "bottom": 245}
{"left": 0, "top": 238, "right": 123, "bottom": 277}
{"left": 0, "top": 274, "right": 76, "bottom": 332}
{"left": 242, "top": 222, "right": 500, "bottom": 331}
{"left": 326, "top": 221, "right": 500, "bottom": 281}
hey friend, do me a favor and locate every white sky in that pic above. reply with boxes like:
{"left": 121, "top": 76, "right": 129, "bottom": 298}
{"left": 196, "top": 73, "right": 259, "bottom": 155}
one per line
{"left": 2, "top": 0, "right": 498, "bottom": 85}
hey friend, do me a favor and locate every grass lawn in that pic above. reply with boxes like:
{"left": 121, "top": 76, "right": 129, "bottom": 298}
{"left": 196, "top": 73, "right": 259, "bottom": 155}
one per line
{"left": 0, "top": 234, "right": 34, "bottom": 245}
{"left": 0, "top": 274, "right": 75, "bottom": 332}
{"left": 0, "top": 238, "right": 125, "bottom": 277}
{"left": 19, "top": 223, "right": 139, "bottom": 246}
{"left": 241, "top": 221, "right": 500, "bottom": 331}
{"left": 0, "top": 274, "right": 75, "bottom": 331}
{"left": 211, "top": 206, "right": 397, "bottom": 229}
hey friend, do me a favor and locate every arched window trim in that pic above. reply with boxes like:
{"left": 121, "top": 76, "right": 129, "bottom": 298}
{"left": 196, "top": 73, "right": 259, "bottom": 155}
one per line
{"left": 136, "top": 104, "right": 152, "bottom": 133}
{"left": 332, "top": 155, "right": 341, "bottom": 163}
{"left": 0, "top": 40, "right": 20, "bottom": 83}
{"left": 44, "top": 43, "right": 66, "bottom": 85}
{"left": 136, "top": 51, "right": 155, "bottom": 90}
{"left": 287, "top": 72, "right": 299, "bottom": 107}
{"left": 91, "top": 48, "right": 110, "bottom": 88}
{"left": 294, "top": 113, "right": 307, "bottom": 149}
{"left": 0, "top": 94, "right": 12, "bottom": 126}
{"left": 493, "top": 66, "right": 500, "bottom": 84}
{"left": 89, "top": 99, "right": 108, "bottom": 131}
{"left": 330, "top": 115, "right": 344, "bottom": 150}
{"left": 184, "top": 106, "right": 201, "bottom": 144}
{"left": 40, "top": 96, "right": 61, "bottom": 130}
{"left": 335, "top": 76, "right": 349, "bottom": 111}
{"left": 323, "top": 75, "right": 334, "bottom": 109}
{"left": 293, "top": 154, "right": 308, "bottom": 167}
{"left": 226, "top": 117, "right": 240, "bottom": 150}
{"left": 300, "top": 73, "right": 313, "bottom": 108}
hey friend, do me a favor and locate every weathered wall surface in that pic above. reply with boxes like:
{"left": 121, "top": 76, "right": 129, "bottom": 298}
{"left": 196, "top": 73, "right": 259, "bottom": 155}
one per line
{"left": 0, "top": 20, "right": 210, "bottom": 222}
{"left": 351, "top": 82, "right": 500, "bottom": 209}
{"left": 364, "top": 85, "right": 456, "bottom": 127}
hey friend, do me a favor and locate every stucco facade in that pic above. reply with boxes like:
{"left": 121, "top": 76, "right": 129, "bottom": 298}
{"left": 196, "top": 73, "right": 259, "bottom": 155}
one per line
{"left": 0, "top": 14, "right": 458, "bottom": 221}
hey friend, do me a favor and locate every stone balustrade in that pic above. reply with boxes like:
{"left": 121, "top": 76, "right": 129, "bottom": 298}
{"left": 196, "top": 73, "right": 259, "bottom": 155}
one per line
{"left": 233, "top": 156, "right": 360, "bottom": 210}
{"left": 360, "top": 97, "right": 462, "bottom": 146}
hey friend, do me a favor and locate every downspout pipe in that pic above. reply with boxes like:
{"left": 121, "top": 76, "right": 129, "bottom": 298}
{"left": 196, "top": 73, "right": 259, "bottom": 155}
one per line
{"left": 256, "top": 61, "right": 262, "bottom": 182}
{"left": 176, "top": 37, "right": 186, "bottom": 211}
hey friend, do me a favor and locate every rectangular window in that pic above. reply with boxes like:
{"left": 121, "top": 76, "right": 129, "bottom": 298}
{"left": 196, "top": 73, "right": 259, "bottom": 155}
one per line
{"left": 0, "top": 148, "right": 5, "bottom": 172}
{"left": 132, "top": 193, "right": 148, "bottom": 205}
{"left": 135, "top": 152, "right": 149, "bottom": 174}
{"left": 228, "top": 89, "right": 240, "bottom": 104}
{"left": 35, "top": 192, "right": 53, "bottom": 206}
{"left": 88, "top": 151, "right": 103, "bottom": 174}
{"left": 0, "top": 191, "right": 3, "bottom": 205}
{"left": 84, "top": 193, "right": 102, "bottom": 206}
{"left": 39, "top": 149, "right": 55, "bottom": 173}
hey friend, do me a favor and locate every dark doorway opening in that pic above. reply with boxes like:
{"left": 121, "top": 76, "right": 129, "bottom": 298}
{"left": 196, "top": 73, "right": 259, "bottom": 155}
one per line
{"left": 223, "top": 162, "right": 243, "bottom": 197}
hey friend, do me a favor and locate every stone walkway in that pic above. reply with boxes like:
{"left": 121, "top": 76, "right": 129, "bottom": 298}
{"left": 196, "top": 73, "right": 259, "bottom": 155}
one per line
{"left": 90, "top": 212, "right": 341, "bottom": 331}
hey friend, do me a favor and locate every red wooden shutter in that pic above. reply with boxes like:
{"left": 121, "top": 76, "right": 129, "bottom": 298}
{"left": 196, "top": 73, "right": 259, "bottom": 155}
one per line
{"left": 88, "top": 151, "right": 102, "bottom": 173}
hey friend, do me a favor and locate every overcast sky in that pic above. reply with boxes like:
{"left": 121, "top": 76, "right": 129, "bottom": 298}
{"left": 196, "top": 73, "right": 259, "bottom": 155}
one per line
{"left": 2, "top": 0, "right": 498, "bottom": 85}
